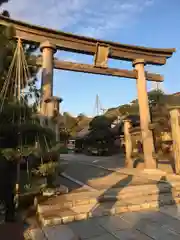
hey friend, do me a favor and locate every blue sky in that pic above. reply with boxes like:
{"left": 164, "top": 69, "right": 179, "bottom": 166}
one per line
{"left": 2, "top": 0, "right": 180, "bottom": 116}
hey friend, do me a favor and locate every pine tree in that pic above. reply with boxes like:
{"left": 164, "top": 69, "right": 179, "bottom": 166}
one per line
{"left": 0, "top": 4, "right": 59, "bottom": 194}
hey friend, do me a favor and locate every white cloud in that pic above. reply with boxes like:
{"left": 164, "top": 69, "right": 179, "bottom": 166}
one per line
{"left": 2, "top": 0, "right": 88, "bottom": 29}
{"left": 2, "top": 0, "right": 155, "bottom": 38}
{"left": 76, "top": 0, "right": 155, "bottom": 38}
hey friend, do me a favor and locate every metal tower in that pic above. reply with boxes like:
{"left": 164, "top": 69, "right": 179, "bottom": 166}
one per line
{"left": 151, "top": 82, "right": 163, "bottom": 91}
{"left": 93, "top": 94, "right": 106, "bottom": 116}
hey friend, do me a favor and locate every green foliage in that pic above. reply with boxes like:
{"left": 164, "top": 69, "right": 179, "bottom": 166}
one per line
{"left": 33, "top": 162, "right": 59, "bottom": 177}
{"left": 86, "top": 115, "right": 114, "bottom": 144}
{"left": 104, "top": 102, "right": 139, "bottom": 119}
{"left": 0, "top": 14, "right": 45, "bottom": 161}
{"left": 89, "top": 115, "right": 112, "bottom": 130}
{"left": 49, "top": 142, "right": 68, "bottom": 154}
{"left": 103, "top": 90, "right": 164, "bottom": 121}
{"left": 0, "top": 6, "right": 61, "bottom": 194}
{"left": 59, "top": 128, "right": 70, "bottom": 142}
{"left": 59, "top": 146, "right": 68, "bottom": 154}
{"left": 0, "top": 21, "right": 40, "bottom": 104}
{"left": 0, "top": 99, "right": 55, "bottom": 148}
{"left": 148, "top": 89, "right": 165, "bottom": 106}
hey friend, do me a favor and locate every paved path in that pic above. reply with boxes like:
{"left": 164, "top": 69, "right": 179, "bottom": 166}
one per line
{"left": 60, "top": 154, "right": 169, "bottom": 192}
{"left": 62, "top": 161, "right": 160, "bottom": 191}
{"left": 61, "top": 153, "right": 125, "bottom": 169}
{"left": 61, "top": 153, "right": 174, "bottom": 173}
{"left": 67, "top": 205, "right": 180, "bottom": 240}
{"left": 60, "top": 153, "right": 126, "bottom": 192}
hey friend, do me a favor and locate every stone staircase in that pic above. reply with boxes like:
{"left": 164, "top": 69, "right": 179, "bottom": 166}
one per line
{"left": 36, "top": 180, "right": 180, "bottom": 227}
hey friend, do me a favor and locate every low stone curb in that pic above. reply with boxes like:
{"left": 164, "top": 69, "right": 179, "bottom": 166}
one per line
{"left": 38, "top": 195, "right": 180, "bottom": 227}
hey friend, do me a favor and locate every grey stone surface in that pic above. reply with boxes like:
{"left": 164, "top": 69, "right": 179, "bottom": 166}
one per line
{"left": 68, "top": 218, "right": 106, "bottom": 239}
{"left": 34, "top": 203, "right": 180, "bottom": 239}
{"left": 113, "top": 229, "right": 152, "bottom": 240}
{"left": 95, "top": 215, "right": 133, "bottom": 232}
{"left": 42, "top": 225, "right": 80, "bottom": 240}
{"left": 66, "top": 206, "right": 180, "bottom": 239}
{"left": 160, "top": 205, "right": 180, "bottom": 220}
{"left": 133, "top": 218, "right": 180, "bottom": 240}
{"left": 120, "top": 210, "right": 180, "bottom": 236}
{"left": 87, "top": 233, "right": 117, "bottom": 240}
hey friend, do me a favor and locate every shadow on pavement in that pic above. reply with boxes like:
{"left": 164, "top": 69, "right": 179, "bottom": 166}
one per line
{"left": 91, "top": 174, "right": 133, "bottom": 216}
{"left": 130, "top": 175, "right": 178, "bottom": 239}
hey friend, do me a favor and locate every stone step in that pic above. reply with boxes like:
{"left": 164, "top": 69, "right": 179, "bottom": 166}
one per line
{"left": 36, "top": 182, "right": 180, "bottom": 214}
{"left": 38, "top": 192, "right": 180, "bottom": 227}
{"left": 38, "top": 190, "right": 180, "bottom": 216}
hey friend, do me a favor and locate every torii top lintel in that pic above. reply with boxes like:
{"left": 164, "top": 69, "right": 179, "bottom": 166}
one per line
{"left": 0, "top": 15, "right": 175, "bottom": 65}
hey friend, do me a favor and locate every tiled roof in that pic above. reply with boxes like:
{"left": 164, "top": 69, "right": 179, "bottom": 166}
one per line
{"left": 76, "top": 126, "right": 90, "bottom": 138}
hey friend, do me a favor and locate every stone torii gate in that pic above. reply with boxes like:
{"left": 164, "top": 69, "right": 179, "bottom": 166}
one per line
{"left": 0, "top": 15, "right": 175, "bottom": 169}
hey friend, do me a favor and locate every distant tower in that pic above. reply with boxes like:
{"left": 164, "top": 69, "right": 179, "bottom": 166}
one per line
{"left": 93, "top": 94, "right": 106, "bottom": 116}
{"left": 151, "top": 82, "right": 163, "bottom": 91}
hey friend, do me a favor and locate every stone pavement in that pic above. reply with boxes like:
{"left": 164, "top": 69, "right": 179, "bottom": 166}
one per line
{"left": 66, "top": 205, "right": 180, "bottom": 240}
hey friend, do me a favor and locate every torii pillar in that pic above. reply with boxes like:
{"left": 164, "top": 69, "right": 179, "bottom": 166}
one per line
{"left": 123, "top": 119, "right": 133, "bottom": 168}
{"left": 168, "top": 107, "right": 180, "bottom": 174}
{"left": 133, "top": 59, "right": 157, "bottom": 169}
{"left": 40, "top": 40, "right": 56, "bottom": 115}
{"left": 45, "top": 96, "right": 63, "bottom": 141}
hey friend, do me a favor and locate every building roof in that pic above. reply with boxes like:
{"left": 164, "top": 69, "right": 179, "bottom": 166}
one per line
{"left": 75, "top": 126, "right": 90, "bottom": 138}
{"left": 171, "top": 92, "right": 180, "bottom": 96}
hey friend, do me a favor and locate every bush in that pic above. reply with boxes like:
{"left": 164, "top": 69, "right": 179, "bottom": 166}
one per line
{"left": 59, "top": 146, "right": 68, "bottom": 154}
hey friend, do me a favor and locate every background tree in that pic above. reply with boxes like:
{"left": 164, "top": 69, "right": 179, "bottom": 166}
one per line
{"left": 89, "top": 115, "right": 112, "bottom": 130}
{"left": 85, "top": 115, "right": 114, "bottom": 152}
{"left": 148, "top": 89, "right": 165, "bottom": 107}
